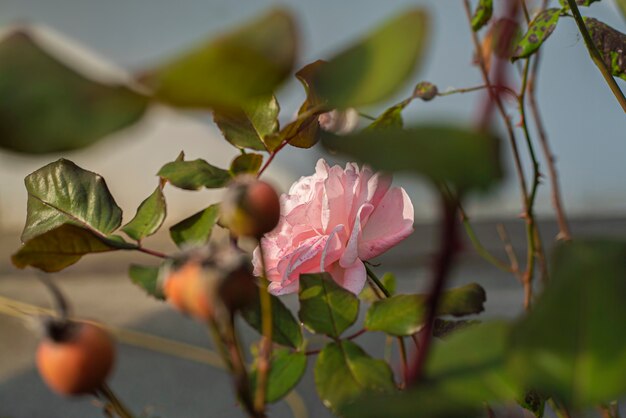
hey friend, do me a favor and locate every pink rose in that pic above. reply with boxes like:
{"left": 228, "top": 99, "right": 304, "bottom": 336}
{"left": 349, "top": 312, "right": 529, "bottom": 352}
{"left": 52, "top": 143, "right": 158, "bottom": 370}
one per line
{"left": 253, "top": 159, "right": 414, "bottom": 295}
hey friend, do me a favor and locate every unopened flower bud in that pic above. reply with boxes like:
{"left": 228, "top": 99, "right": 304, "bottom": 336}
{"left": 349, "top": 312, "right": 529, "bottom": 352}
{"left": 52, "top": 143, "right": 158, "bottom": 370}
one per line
{"left": 318, "top": 108, "right": 359, "bottom": 135}
{"left": 220, "top": 175, "right": 281, "bottom": 239}
{"left": 163, "top": 245, "right": 257, "bottom": 321}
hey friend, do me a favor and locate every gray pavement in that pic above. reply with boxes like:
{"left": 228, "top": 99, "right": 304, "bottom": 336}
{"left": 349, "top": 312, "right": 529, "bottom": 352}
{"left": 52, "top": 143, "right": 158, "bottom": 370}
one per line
{"left": 1, "top": 217, "right": 625, "bottom": 418}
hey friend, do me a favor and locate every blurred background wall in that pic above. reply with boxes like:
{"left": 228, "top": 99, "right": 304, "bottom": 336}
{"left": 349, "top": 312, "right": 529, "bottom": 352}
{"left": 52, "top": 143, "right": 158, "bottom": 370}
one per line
{"left": 0, "top": 0, "right": 625, "bottom": 231}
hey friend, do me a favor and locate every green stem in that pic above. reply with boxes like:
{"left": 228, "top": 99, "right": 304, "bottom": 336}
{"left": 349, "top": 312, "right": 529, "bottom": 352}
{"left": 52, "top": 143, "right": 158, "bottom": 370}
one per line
{"left": 364, "top": 264, "right": 391, "bottom": 298}
{"left": 99, "top": 383, "right": 135, "bottom": 418}
{"left": 565, "top": 0, "right": 626, "bottom": 113}
{"left": 254, "top": 244, "right": 273, "bottom": 414}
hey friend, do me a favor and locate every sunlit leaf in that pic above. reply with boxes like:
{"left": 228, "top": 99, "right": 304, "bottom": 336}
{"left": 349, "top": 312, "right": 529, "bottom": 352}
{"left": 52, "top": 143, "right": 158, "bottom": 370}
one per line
{"left": 322, "top": 124, "right": 501, "bottom": 191}
{"left": 471, "top": 0, "right": 493, "bottom": 32}
{"left": 142, "top": 10, "right": 297, "bottom": 109}
{"left": 122, "top": 186, "right": 166, "bottom": 241}
{"left": 509, "top": 239, "right": 626, "bottom": 409}
{"left": 365, "top": 283, "right": 486, "bottom": 336}
{"left": 21, "top": 159, "right": 123, "bottom": 242}
{"left": 250, "top": 348, "right": 307, "bottom": 403}
{"left": 158, "top": 159, "right": 231, "bottom": 190}
{"left": 242, "top": 293, "right": 303, "bottom": 348}
{"left": 230, "top": 153, "right": 263, "bottom": 175}
{"left": 311, "top": 9, "right": 429, "bottom": 108}
{"left": 213, "top": 95, "right": 279, "bottom": 151}
{"left": 298, "top": 273, "right": 359, "bottom": 338}
{"left": 0, "top": 31, "right": 148, "bottom": 154}
{"left": 315, "top": 340, "right": 395, "bottom": 414}
{"left": 169, "top": 204, "right": 220, "bottom": 249}
{"left": 12, "top": 224, "right": 132, "bottom": 272}
{"left": 128, "top": 263, "right": 165, "bottom": 300}
{"left": 512, "top": 9, "right": 562, "bottom": 62}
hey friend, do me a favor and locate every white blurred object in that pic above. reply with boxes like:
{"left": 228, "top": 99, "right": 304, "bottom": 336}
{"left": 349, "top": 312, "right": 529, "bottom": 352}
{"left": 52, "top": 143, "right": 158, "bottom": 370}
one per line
{"left": 317, "top": 108, "right": 359, "bottom": 135}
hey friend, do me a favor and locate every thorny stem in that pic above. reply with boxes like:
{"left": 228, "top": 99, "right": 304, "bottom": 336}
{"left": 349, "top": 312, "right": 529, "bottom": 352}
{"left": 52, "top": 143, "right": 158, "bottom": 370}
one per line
{"left": 463, "top": 0, "right": 530, "bottom": 210}
{"left": 519, "top": 57, "right": 540, "bottom": 311}
{"left": 98, "top": 383, "right": 135, "bottom": 418}
{"left": 496, "top": 224, "right": 522, "bottom": 283}
{"left": 408, "top": 194, "right": 459, "bottom": 384}
{"left": 528, "top": 48, "right": 572, "bottom": 241}
{"left": 565, "top": 0, "right": 626, "bottom": 113}
{"left": 254, "top": 244, "right": 273, "bottom": 415}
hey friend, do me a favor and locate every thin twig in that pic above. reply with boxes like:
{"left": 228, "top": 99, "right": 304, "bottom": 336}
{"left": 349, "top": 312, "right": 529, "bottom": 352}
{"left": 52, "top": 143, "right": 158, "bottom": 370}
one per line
{"left": 565, "top": 0, "right": 626, "bottom": 113}
{"left": 528, "top": 50, "right": 572, "bottom": 241}
{"left": 254, "top": 244, "right": 273, "bottom": 415}
{"left": 136, "top": 246, "right": 168, "bottom": 259}
{"left": 496, "top": 224, "right": 522, "bottom": 283}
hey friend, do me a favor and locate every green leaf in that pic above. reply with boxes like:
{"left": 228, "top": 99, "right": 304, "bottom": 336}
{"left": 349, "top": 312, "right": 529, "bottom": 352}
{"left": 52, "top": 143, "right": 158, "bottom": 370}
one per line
{"left": 340, "top": 322, "right": 519, "bottom": 418}
{"left": 438, "top": 282, "right": 486, "bottom": 317}
{"left": 250, "top": 348, "right": 307, "bottom": 403}
{"left": 509, "top": 239, "right": 626, "bottom": 409}
{"left": 298, "top": 273, "right": 359, "bottom": 338}
{"left": 365, "top": 294, "right": 425, "bottom": 336}
{"left": 122, "top": 186, "right": 166, "bottom": 241}
{"left": 128, "top": 263, "right": 165, "bottom": 300}
{"left": 169, "top": 204, "right": 220, "bottom": 249}
{"left": 366, "top": 104, "right": 405, "bottom": 131}
{"left": 471, "top": 0, "right": 493, "bottom": 31}
{"left": 12, "top": 224, "right": 129, "bottom": 272}
{"left": 158, "top": 159, "right": 231, "bottom": 190}
{"left": 275, "top": 61, "right": 326, "bottom": 150}
{"left": 241, "top": 293, "right": 303, "bottom": 348}
{"left": 365, "top": 283, "right": 486, "bottom": 336}
{"left": 142, "top": 9, "right": 296, "bottom": 109}
{"left": 311, "top": 9, "right": 429, "bottom": 108}
{"left": 230, "top": 153, "right": 263, "bottom": 176}
{"left": 213, "top": 95, "right": 279, "bottom": 151}
{"left": 315, "top": 340, "right": 395, "bottom": 414}
{"left": 360, "top": 272, "right": 396, "bottom": 302}
{"left": 511, "top": 9, "right": 561, "bottom": 62}
{"left": 322, "top": 124, "right": 502, "bottom": 191}
{"left": 21, "top": 159, "right": 123, "bottom": 242}
{"left": 0, "top": 30, "right": 147, "bottom": 154}
{"left": 584, "top": 17, "right": 626, "bottom": 81}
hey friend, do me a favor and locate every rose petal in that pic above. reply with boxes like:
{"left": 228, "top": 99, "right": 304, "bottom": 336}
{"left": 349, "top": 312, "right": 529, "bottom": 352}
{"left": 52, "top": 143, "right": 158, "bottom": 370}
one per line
{"left": 328, "top": 259, "right": 367, "bottom": 295}
{"left": 358, "top": 187, "right": 414, "bottom": 260}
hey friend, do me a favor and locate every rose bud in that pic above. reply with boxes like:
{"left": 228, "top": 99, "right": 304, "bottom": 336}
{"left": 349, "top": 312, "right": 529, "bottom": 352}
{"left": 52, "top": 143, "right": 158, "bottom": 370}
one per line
{"left": 220, "top": 175, "right": 280, "bottom": 239}
{"left": 318, "top": 108, "right": 359, "bottom": 135}
{"left": 163, "top": 245, "right": 257, "bottom": 321}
